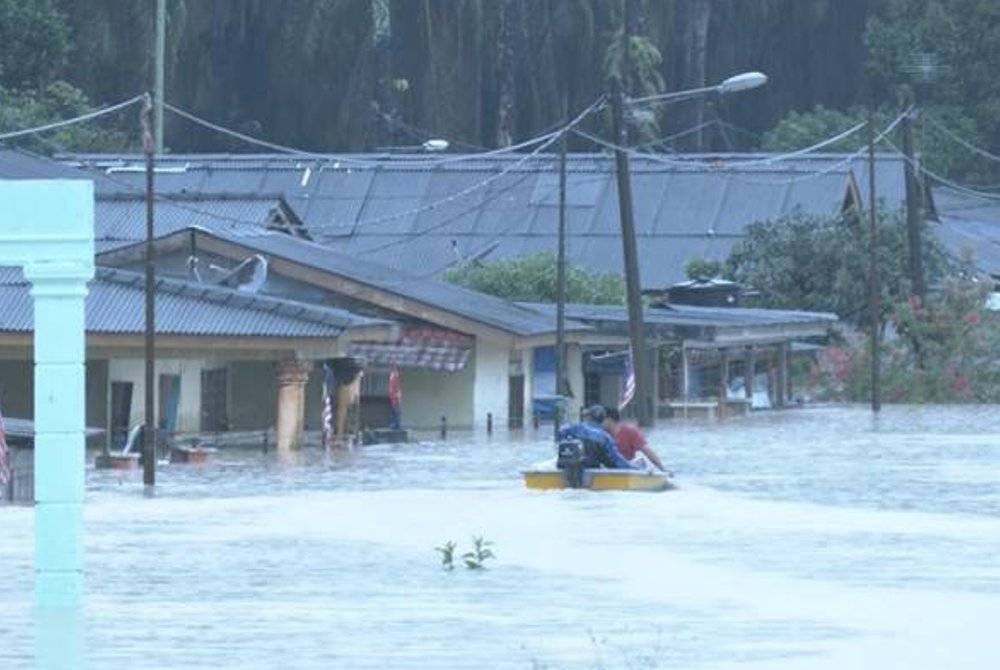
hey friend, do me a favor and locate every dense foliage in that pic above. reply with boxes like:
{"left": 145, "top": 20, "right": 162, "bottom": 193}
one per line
{"left": 0, "top": 0, "right": 132, "bottom": 152}
{"left": 725, "top": 209, "right": 948, "bottom": 326}
{"left": 812, "top": 279, "right": 1000, "bottom": 403}
{"left": 445, "top": 252, "right": 625, "bottom": 304}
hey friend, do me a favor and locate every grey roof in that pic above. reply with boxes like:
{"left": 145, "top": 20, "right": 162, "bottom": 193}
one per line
{"left": 0, "top": 265, "right": 386, "bottom": 338}
{"left": 931, "top": 186, "right": 1000, "bottom": 276}
{"left": 100, "top": 226, "right": 588, "bottom": 337}
{"left": 94, "top": 194, "right": 292, "bottom": 246}
{"left": 518, "top": 301, "right": 837, "bottom": 339}
{"left": 62, "top": 152, "right": 910, "bottom": 289}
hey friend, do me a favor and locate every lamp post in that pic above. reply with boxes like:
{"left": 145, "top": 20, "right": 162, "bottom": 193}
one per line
{"left": 609, "top": 70, "right": 768, "bottom": 426}
{"left": 374, "top": 138, "right": 450, "bottom": 153}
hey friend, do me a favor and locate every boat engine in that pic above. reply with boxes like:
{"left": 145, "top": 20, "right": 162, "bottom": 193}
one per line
{"left": 556, "top": 440, "right": 585, "bottom": 488}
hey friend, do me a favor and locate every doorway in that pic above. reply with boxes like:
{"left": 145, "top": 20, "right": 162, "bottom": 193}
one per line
{"left": 109, "top": 381, "right": 133, "bottom": 450}
{"left": 200, "top": 368, "right": 229, "bottom": 432}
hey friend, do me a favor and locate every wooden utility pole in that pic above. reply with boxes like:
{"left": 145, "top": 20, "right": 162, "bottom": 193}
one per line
{"left": 611, "top": 60, "right": 652, "bottom": 427}
{"left": 610, "top": 0, "right": 651, "bottom": 426}
{"left": 554, "top": 106, "right": 568, "bottom": 441}
{"left": 901, "top": 108, "right": 925, "bottom": 300}
{"left": 154, "top": 0, "right": 166, "bottom": 153}
{"left": 867, "top": 112, "right": 882, "bottom": 413}
{"left": 142, "top": 95, "right": 157, "bottom": 485}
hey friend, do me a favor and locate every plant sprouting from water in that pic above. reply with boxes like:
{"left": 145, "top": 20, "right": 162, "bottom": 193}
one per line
{"left": 462, "top": 536, "right": 495, "bottom": 570}
{"left": 436, "top": 541, "right": 456, "bottom": 571}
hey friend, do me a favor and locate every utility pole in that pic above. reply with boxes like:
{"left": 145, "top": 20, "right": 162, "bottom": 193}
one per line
{"left": 154, "top": 0, "right": 166, "bottom": 153}
{"left": 609, "top": 0, "right": 651, "bottom": 427}
{"left": 901, "top": 107, "right": 925, "bottom": 300}
{"left": 554, "top": 102, "right": 568, "bottom": 441}
{"left": 867, "top": 111, "right": 882, "bottom": 413}
{"left": 142, "top": 95, "right": 157, "bottom": 485}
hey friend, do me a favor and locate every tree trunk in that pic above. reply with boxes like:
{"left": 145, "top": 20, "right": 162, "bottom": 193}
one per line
{"left": 677, "top": 0, "right": 712, "bottom": 151}
{"left": 496, "top": 0, "right": 516, "bottom": 147}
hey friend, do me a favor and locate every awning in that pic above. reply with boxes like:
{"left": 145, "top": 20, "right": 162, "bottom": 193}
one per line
{"left": 347, "top": 328, "right": 474, "bottom": 372}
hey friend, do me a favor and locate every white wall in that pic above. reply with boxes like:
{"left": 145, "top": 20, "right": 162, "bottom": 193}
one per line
{"left": 399, "top": 364, "right": 474, "bottom": 430}
{"left": 108, "top": 358, "right": 209, "bottom": 433}
{"left": 472, "top": 339, "right": 510, "bottom": 432}
{"left": 565, "top": 344, "right": 585, "bottom": 421}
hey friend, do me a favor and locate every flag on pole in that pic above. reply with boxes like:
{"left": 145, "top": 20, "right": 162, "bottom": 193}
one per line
{"left": 388, "top": 366, "right": 402, "bottom": 430}
{"left": 0, "top": 402, "right": 10, "bottom": 489}
{"left": 618, "top": 348, "right": 636, "bottom": 411}
{"left": 321, "top": 363, "right": 337, "bottom": 449}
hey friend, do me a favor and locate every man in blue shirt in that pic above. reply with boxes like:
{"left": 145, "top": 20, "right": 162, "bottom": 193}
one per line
{"left": 557, "top": 404, "right": 636, "bottom": 470}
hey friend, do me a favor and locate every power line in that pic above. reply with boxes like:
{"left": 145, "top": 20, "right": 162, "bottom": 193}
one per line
{"left": 0, "top": 94, "right": 145, "bottom": 141}
{"left": 164, "top": 100, "right": 600, "bottom": 168}
{"left": 924, "top": 115, "right": 1000, "bottom": 165}
{"left": 882, "top": 135, "right": 1000, "bottom": 202}
{"left": 572, "top": 120, "right": 868, "bottom": 170}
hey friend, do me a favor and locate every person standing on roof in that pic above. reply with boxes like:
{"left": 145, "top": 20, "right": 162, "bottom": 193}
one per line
{"left": 557, "top": 404, "right": 636, "bottom": 470}
{"left": 602, "top": 406, "right": 667, "bottom": 472}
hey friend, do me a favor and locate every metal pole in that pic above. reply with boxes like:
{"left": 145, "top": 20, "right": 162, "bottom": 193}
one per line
{"left": 609, "top": 84, "right": 651, "bottom": 427}
{"left": 901, "top": 108, "right": 925, "bottom": 300}
{"left": 154, "top": 0, "right": 166, "bottom": 153}
{"left": 867, "top": 113, "right": 882, "bottom": 413}
{"left": 554, "top": 107, "right": 568, "bottom": 441}
{"left": 142, "top": 95, "right": 157, "bottom": 485}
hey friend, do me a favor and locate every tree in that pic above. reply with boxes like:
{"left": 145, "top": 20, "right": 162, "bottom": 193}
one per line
{"left": 835, "top": 278, "right": 1000, "bottom": 403}
{"left": 444, "top": 251, "right": 625, "bottom": 304}
{"left": 0, "top": 0, "right": 70, "bottom": 90}
{"left": 725, "top": 208, "right": 948, "bottom": 326}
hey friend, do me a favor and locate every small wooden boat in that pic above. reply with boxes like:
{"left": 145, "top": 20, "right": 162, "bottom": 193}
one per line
{"left": 523, "top": 466, "right": 673, "bottom": 491}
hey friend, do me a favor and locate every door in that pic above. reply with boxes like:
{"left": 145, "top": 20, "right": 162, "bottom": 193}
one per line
{"left": 200, "top": 368, "right": 229, "bottom": 432}
{"left": 158, "top": 374, "right": 181, "bottom": 434}
{"left": 507, "top": 374, "right": 524, "bottom": 429}
{"left": 109, "top": 381, "right": 133, "bottom": 450}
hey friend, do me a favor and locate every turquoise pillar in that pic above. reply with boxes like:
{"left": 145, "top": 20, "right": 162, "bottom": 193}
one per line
{"left": 0, "top": 180, "right": 94, "bottom": 668}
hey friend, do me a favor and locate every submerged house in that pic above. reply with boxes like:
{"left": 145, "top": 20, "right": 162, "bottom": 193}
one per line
{"left": 0, "top": 264, "right": 390, "bottom": 448}
{"left": 96, "top": 226, "right": 608, "bottom": 432}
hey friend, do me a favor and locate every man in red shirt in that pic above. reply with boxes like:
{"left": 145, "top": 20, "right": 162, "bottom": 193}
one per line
{"left": 603, "top": 406, "right": 667, "bottom": 472}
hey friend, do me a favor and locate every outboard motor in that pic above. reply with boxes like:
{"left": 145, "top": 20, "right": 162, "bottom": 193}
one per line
{"left": 556, "top": 440, "right": 585, "bottom": 488}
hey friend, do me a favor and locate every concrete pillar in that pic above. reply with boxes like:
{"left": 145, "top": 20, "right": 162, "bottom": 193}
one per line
{"left": 718, "top": 348, "right": 730, "bottom": 419}
{"left": 0, "top": 180, "right": 94, "bottom": 666}
{"left": 650, "top": 344, "right": 660, "bottom": 420}
{"left": 565, "top": 344, "right": 585, "bottom": 422}
{"left": 744, "top": 346, "right": 755, "bottom": 404}
{"left": 777, "top": 344, "right": 789, "bottom": 408}
{"left": 275, "top": 359, "right": 312, "bottom": 451}
{"left": 785, "top": 343, "right": 794, "bottom": 403}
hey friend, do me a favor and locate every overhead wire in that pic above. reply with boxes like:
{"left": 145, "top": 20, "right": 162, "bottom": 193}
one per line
{"left": 163, "top": 100, "right": 599, "bottom": 168}
{"left": 923, "top": 115, "right": 1000, "bottom": 165}
{"left": 571, "top": 119, "right": 868, "bottom": 170}
{"left": 0, "top": 94, "right": 146, "bottom": 141}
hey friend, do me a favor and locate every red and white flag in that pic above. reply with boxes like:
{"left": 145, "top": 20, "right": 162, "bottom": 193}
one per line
{"left": 618, "top": 348, "right": 636, "bottom": 411}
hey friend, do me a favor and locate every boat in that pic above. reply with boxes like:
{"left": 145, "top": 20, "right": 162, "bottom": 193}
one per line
{"left": 522, "top": 465, "right": 673, "bottom": 491}
{"left": 522, "top": 439, "right": 674, "bottom": 492}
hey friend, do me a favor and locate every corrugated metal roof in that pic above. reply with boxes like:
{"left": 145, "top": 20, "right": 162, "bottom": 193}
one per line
{"left": 60, "top": 151, "right": 908, "bottom": 289}
{"left": 105, "top": 227, "right": 589, "bottom": 337}
{"left": 0, "top": 266, "right": 387, "bottom": 338}
{"left": 933, "top": 187, "right": 1000, "bottom": 276}
{"left": 518, "top": 301, "right": 836, "bottom": 339}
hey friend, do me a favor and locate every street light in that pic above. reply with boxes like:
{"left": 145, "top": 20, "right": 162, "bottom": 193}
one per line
{"left": 374, "top": 138, "right": 450, "bottom": 153}
{"left": 609, "top": 70, "right": 767, "bottom": 427}
{"left": 628, "top": 71, "right": 768, "bottom": 105}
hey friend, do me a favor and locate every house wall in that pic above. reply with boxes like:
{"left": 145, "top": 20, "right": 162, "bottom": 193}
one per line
{"left": 0, "top": 359, "right": 107, "bottom": 434}
{"left": 229, "top": 360, "right": 278, "bottom": 430}
{"left": 0, "top": 359, "right": 32, "bottom": 419}
{"left": 472, "top": 339, "right": 510, "bottom": 432}
{"left": 108, "top": 358, "right": 208, "bottom": 433}
{"left": 398, "top": 364, "right": 474, "bottom": 430}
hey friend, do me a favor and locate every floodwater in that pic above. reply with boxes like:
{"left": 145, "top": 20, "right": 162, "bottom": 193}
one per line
{"left": 2, "top": 405, "right": 999, "bottom": 669}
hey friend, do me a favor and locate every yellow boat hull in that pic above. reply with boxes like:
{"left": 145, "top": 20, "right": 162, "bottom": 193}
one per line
{"left": 522, "top": 468, "right": 673, "bottom": 492}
